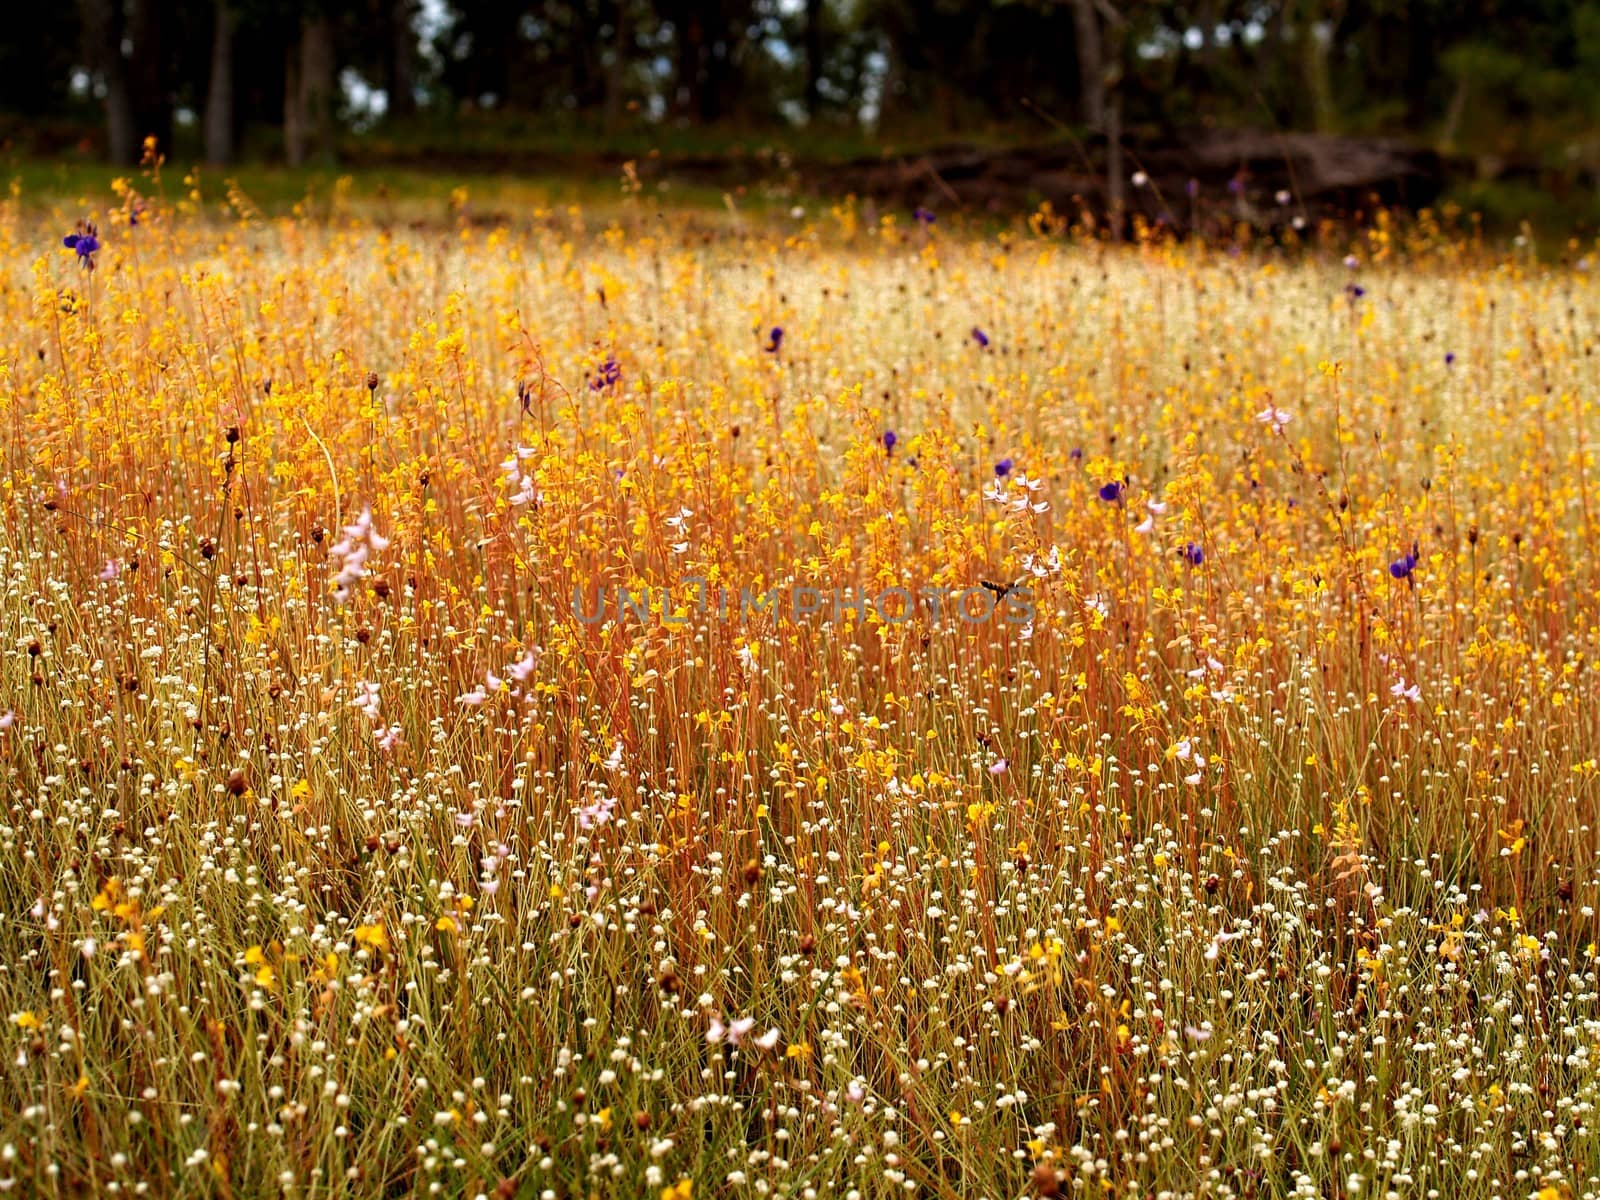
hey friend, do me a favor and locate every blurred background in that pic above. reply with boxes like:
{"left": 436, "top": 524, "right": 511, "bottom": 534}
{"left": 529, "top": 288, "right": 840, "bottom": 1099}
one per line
{"left": 6, "top": 1, "right": 1600, "bottom": 229}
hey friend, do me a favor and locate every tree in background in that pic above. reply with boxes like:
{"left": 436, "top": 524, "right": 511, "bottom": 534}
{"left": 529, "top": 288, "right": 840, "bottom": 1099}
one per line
{"left": 0, "top": 0, "right": 1582, "bottom": 202}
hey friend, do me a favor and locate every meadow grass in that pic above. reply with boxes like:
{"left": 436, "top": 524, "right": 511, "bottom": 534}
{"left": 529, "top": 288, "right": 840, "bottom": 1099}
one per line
{"left": 2, "top": 174, "right": 1600, "bottom": 1200}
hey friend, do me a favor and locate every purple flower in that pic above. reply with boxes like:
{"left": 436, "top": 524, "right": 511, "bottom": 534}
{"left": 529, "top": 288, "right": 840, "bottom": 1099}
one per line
{"left": 914, "top": 207, "right": 935, "bottom": 225}
{"left": 63, "top": 224, "right": 100, "bottom": 270}
{"left": 765, "top": 327, "right": 784, "bottom": 354}
{"left": 1185, "top": 178, "right": 1200, "bottom": 199}
{"left": 882, "top": 429, "right": 897, "bottom": 453}
{"left": 1182, "top": 542, "right": 1204, "bottom": 566}
{"left": 1098, "top": 481, "right": 1124, "bottom": 503}
{"left": 1227, "top": 176, "right": 1244, "bottom": 196}
{"left": 1346, "top": 283, "right": 1366, "bottom": 299}
{"left": 971, "top": 327, "right": 989, "bottom": 348}
{"left": 590, "top": 354, "right": 622, "bottom": 391}
{"left": 994, "top": 458, "right": 1012, "bottom": 478}
{"left": 1070, "top": 447, "right": 1083, "bottom": 461}
{"left": 1388, "top": 542, "right": 1420, "bottom": 579}
{"left": 1444, "top": 352, "right": 1456, "bottom": 366}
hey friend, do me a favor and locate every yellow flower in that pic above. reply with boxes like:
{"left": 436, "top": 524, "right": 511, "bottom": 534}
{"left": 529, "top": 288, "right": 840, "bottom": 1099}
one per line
{"left": 354, "top": 923, "right": 391, "bottom": 954}
{"left": 11, "top": 1011, "right": 41, "bottom": 1031}
{"left": 91, "top": 879, "right": 122, "bottom": 913}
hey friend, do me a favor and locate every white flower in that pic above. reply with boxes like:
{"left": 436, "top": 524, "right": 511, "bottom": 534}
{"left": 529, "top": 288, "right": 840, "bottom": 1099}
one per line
{"left": 1022, "top": 546, "right": 1061, "bottom": 578}
{"left": 754, "top": 1027, "right": 780, "bottom": 1051}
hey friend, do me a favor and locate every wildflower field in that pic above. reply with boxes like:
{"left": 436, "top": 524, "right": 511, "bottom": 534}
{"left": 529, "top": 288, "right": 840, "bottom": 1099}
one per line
{"left": 4, "top": 180, "right": 1600, "bottom": 1200}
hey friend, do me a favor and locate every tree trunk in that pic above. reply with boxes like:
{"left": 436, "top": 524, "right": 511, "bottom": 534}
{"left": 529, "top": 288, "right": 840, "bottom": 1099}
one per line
{"left": 204, "top": 0, "right": 235, "bottom": 165}
{"left": 1106, "top": 91, "right": 1124, "bottom": 239}
{"left": 127, "top": 0, "right": 171, "bottom": 156}
{"left": 388, "top": 0, "right": 417, "bottom": 118}
{"left": 1072, "top": 0, "right": 1104, "bottom": 132}
{"left": 681, "top": 13, "right": 706, "bottom": 120}
{"left": 284, "top": 33, "right": 304, "bottom": 166}
{"left": 299, "top": 16, "right": 337, "bottom": 163}
{"left": 603, "top": 0, "right": 628, "bottom": 129}
{"left": 1438, "top": 76, "right": 1469, "bottom": 153}
{"left": 81, "top": 0, "right": 138, "bottom": 164}
{"left": 1196, "top": 0, "right": 1219, "bottom": 69}
{"left": 1299, "top": 1, "right": 1338, "bottom": 133}
{"left": 804, "top": 0, "right": 824, "bottom": 119}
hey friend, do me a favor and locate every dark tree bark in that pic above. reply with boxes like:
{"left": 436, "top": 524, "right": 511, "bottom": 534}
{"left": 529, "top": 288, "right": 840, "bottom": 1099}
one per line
{"left": 389, "top": 0, "right": 418, "bottom": 118}
{"left": 296, "top": 15, "right": 337, "bottom": 164}
{"left": 127, "top": 0, "right": 171, "bottom": 155}
{"left": 603, "top": 0, "right": 629, "bottom": 129}
{"left": 804, "top": 0, "right": 824, "bottom": 119}
{"left": 284, "top": 32, "right": 304, "bottom": 166}
{"left": 1071, "top": 0, "right": 1104, "bottom": 132}
{"left": 81, "top": 0, "right": 138, "bottom": 164}
{"left": 204, "top": 0, "right": 235, "bottom": 165}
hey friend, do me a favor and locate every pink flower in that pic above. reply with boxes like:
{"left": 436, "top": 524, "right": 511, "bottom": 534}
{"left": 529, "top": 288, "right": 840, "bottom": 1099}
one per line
{"left": 508, "top": 649, "right": 541, "bottom": 683}
{"left": 707, "top": 1015, "right": 756, "bottom": 1045}
{"left": 1255, "top": 405, "right": 1292, "bottom": 433}
{"left": 1391, "top": 677, "right": 1421, "bottom": 703}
